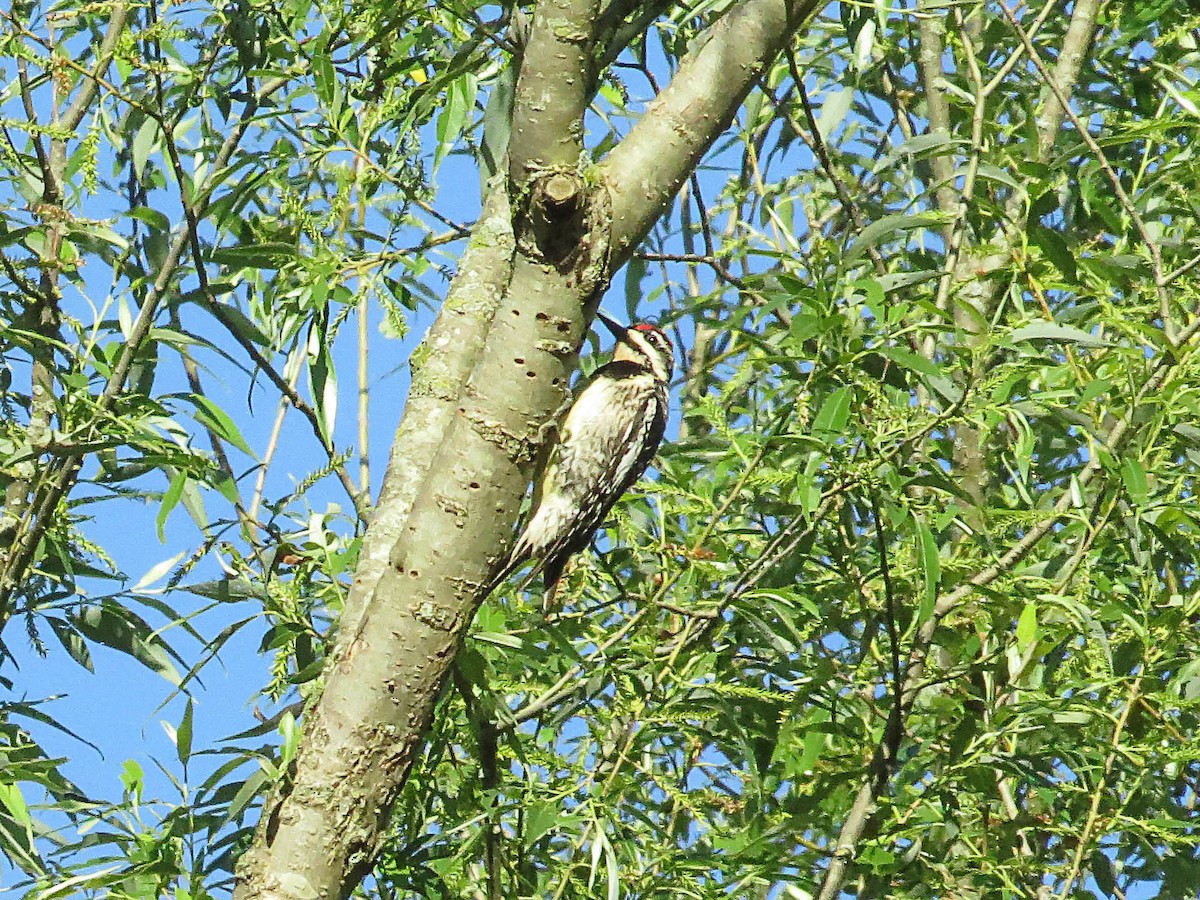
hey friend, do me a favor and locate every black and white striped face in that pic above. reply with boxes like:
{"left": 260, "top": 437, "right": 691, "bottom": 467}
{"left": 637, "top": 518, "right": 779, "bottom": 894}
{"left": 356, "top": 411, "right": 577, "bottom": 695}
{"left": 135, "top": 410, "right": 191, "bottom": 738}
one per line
{"left": 620, "top": 323, "right": 674, "bottom": 384}
{"left": 594, "top": 311, "right": 674, "bottom": 383}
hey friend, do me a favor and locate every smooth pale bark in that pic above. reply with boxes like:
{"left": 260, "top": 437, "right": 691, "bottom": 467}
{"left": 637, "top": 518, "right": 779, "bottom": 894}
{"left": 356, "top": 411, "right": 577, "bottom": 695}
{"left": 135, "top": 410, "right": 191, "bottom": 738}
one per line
{"left": 234, "top": 3, "right": 818, "bottom": 898}
{"left": 603, "top": 0, "right": 822, "bottom": 265}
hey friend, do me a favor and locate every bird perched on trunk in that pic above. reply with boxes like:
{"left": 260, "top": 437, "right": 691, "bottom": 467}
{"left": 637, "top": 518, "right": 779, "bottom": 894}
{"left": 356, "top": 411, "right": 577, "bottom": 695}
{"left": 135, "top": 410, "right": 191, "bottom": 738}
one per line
{"left": 485, "top": 310, "right": 674, "bottom": 608}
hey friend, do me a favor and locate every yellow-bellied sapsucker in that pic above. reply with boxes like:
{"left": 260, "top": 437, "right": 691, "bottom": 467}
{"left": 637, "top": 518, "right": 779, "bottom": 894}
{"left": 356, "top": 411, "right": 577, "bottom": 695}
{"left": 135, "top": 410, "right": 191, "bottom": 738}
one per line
{"left": 487, "top": 310, "right": 674, "bottom": 607}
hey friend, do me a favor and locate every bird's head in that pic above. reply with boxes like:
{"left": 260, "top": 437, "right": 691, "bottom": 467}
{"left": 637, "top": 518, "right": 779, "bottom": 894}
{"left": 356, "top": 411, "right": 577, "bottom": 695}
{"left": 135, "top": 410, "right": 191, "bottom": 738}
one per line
{"left": 595, "top": 311, "right": 674, "bottom": 383}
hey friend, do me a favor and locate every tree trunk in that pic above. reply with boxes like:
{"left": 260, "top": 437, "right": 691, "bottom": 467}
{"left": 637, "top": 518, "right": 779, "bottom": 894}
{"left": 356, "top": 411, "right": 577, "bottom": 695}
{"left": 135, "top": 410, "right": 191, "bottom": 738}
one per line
{"left": 232, "top": 2, "right": 819, "bottom": 898}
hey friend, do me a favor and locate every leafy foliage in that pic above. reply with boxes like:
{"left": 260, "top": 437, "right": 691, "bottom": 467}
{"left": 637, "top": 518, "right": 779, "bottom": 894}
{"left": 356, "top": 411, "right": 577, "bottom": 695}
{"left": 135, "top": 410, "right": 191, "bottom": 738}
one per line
{"left": 2, "top": 0, "right": 1200, "bottom": 898}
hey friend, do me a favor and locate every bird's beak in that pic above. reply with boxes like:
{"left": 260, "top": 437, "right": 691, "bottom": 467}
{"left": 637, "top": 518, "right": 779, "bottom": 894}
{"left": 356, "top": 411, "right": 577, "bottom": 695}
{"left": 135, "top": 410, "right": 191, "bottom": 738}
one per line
{"left": 594, "top": 310, "right": 630, "bottom": 342}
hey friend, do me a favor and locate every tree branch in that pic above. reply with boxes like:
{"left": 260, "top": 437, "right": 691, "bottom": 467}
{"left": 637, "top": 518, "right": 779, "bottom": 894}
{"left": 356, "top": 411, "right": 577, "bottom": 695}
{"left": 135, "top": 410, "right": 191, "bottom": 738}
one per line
{"left": 0, "top": 81, "right": 273, "bottom": 618}
{"left": 915, "top": 0, "right": 960, "bottom": 242}
{"left": 329, "top": 181, "right": 516, "bottom": 646}
{"left": 233, "top": 4, "right": 829, "bottom": 895}
{"left": 508, "top": 0, "right": 600, "bottom": 183}
{"left": 60, "top": 3, "right": 131, "bottom": 132}
{"left": 602, "top": 0, "right": 822, "bottom": 267}
{"left": 815, "top": 312, "right": 1199, "bottom": 900}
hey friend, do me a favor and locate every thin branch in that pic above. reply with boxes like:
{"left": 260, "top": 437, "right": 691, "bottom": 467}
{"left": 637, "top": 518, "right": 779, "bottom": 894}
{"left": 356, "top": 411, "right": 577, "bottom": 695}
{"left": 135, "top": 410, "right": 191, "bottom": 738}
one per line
{"left": 636, "top": 253, "right": 747, "bottom": 290}
{"left": 248, "top": 349, "right": 303, "bottom": 526}
{"left": 357, "top": 286, "right": 371, "bottom": 496}
{"left": 593, "top": 0, "right": 675, "bottom": 76}
{"left": 1027, "top": 0, "right": 1102, "bottom": 161}
{"left": 15, "top": 56, "right": 50, "bottom": 185}
{"left": 1054, "top": 671, "right": 1144, "bottom": 900}
{"left": 60, "top": 2, "right": 131, "bottom": 131}
{"left": 868, "top": 490, "right": 903, "bottom": 782}
{"left": 202, "top": 302, "right": 370, "bottom": 520}
{"left": 1163, "top": 249, "right": 1200, "bottom": 286}
{"left": 0, "top": 78, "right": 281, "bottom": 616}
{"left": 154, "top": 32, "right": 368, "bottom": 521}
{"left": 980, "top": 0, "right": 1061, "bottom": 98}
{"left": 776, "top": 52, "right": 887, "bottom": 276}
{"left": 602, "top": 0, "right": 822, "bottom": 266}
{"left": 998, "top": 1, "right": 1170, "bottom": 340}
{"left": 0, "top": 251, "right": 47, "bottom": 304}
{"left": 170, "top": 303, "right": 259, "bottom": 540}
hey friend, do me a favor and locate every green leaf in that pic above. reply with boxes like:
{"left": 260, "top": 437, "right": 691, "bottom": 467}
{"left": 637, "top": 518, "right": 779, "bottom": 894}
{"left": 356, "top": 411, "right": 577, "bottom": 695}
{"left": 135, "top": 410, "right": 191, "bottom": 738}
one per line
{"left": 1016, "top": 601, "right": 1038, "bottom": 649}
{"left": 222, "top": 768, "right": 270, "bottom": 827}
{"left": 132, "top": 118, "right": 160, "bottom": 179}
{"left": 132, "top": 552, "right": 186, "bottom": 592}
{"left": 473, "top": 631, "right": 524, "bottom": 649}
{"left": 157, "top": 471, "right": 187, "bottom": 542}
{"left": 0, "top": 782, "right": 31, "bottom": 828}
{"left": 209, "top": 242, "right": 295, "bottom": 270}
{"left": 1009, "top": 322, "right": 1110, "bottom": 347}
{"left": 121, "top": 759, "right": 144, "bottom": 796}
{"left": 1030, "top": 225, "right": 1078, "bottom": 283}
{"left": 70, "top": 604, "right": 181, "bottom": 685}
{"left": 877, "top": 346, "right": 942, "bottom": 379}
{"left": 1079, "top": 378, "right": 1112, "bottom": 404}
{"left": 796, "top": 451, "right": 823, "bottom": 517}
{"left": 846, "top": 212, "right": 949, "bottom": 263}
{"left": 875, "top": 132, "right": 961, "bottom": 173}
{"left": 479, "top": 61, "right": 515, "bottom": 188}
{"left": 185, "top": 393, "right": 256, "bottom": 456}
{"left": 974, "top": 163, "right": 1027, "bottom": 194}
{"left": 179, "top": 474, "right": 210, "bottom": 532}
{"left": 1091, "top": 850, "right": 1117, "bottom": 896}
{"left": 201, "top": 301, "right": 271, "bottom": 347}
{"left": 307, "top": 339, "right": 337, "bottom": 444}
{"left": 524, "top": 802, "right": 563, "bottom": 846}
{"left": 288, "top": 658, "right": 325, "bottom": 684}
{"left": 915, "top": 519, "right": 939, "bottom": 622}
{"left": 47, "top": 618, "right": 94, "bottom": 672}
{"left": 816, "top": 86, "right": 853, "bottom": 140}
{"left": 181, "top": 578, "right": 269, "bottom": 601}
{"left": 1120, "top": 457, "right": 1149, "bottom": 504}
{"left": 812, "top": 387, "right": 852, "bottom": 436}
{"left": 177, "top": 699, "right": 194, "bottom": 765}
{"left": 127, "top": 206, "right": 170, "bottom": 232}
{"left": 434, "top": 73, "right": 477, "bottom": 170}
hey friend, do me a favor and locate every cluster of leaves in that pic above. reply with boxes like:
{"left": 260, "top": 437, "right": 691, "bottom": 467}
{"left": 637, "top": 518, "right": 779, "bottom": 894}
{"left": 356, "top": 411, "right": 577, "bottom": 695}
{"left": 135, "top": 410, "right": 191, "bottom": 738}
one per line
{"left": 4, "top": 0, "right": 1200, "bottom": 898}
{"left": 0, "top": 0, "right": 505, "bottom": 894}
{"left": 367, "top": 4, "right": 1200, "bottom": 900}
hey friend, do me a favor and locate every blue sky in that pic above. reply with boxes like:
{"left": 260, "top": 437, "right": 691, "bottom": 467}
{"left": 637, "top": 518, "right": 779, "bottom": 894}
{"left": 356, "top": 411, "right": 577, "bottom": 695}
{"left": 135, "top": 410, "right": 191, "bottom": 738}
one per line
{"left": 3, "top": 4, "right": 1167, "bottom": 898}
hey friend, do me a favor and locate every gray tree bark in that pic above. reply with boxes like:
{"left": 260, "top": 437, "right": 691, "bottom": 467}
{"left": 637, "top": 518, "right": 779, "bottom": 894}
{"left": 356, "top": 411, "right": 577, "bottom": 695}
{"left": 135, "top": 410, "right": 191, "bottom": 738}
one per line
{"left": 232, "top": 2, "right": 819, "bottom": 898}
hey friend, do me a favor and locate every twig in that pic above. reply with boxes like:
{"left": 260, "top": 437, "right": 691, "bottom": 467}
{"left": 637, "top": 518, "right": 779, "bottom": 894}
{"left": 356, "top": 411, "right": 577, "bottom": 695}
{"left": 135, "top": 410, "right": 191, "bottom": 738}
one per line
{"left": 0, "top": 75, "right": 283, "bottom": 615}
{"left": 1163, "top": 250, "right": 1200, "bottom": 286}
{"left": 1053, "top": 671, "right": 1144, "bottom": 900}
{"left": 635, "top": 253, "right": 747, "bottom": 290}
{"left": 777, "top": 48, "right": 887, "bottom": 276}
{"left": 202, "top": 299, "right": 371, "bottom": 521}
{"left": 868, "top": 490, "right": 904, "bottom": 781}
{"left": 997, "top": 1, "right": 1170, "bottom": 342}
{"left": 248, "top": 349, "right": 303, "bottom": 525}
